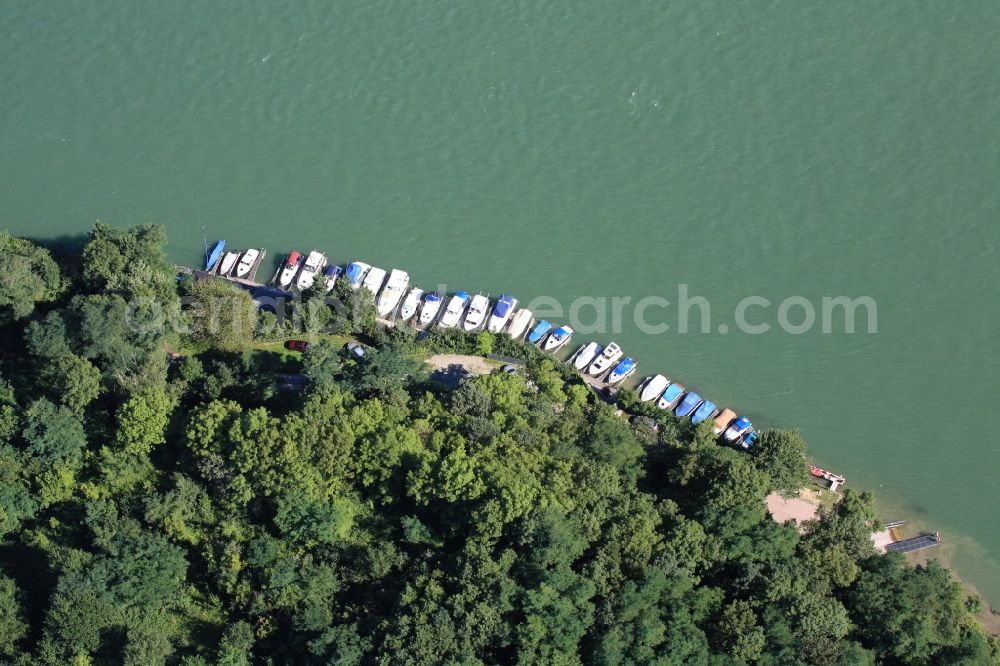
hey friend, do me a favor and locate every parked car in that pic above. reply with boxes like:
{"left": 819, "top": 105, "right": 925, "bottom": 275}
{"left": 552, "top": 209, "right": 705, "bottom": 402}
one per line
{"left": 284, "top": 340, "right": 310, "bottom": 352}
{"left": 345, "top": 342, "right": 367, "bottom": 359}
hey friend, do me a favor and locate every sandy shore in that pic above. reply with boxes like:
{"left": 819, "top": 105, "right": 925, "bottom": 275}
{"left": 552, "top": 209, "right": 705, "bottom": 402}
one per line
{"left": 425, "top": 354, "right": 501, "bottom": 386}
{"left": 766, "top": 491, "right": 821, "bottom": 532}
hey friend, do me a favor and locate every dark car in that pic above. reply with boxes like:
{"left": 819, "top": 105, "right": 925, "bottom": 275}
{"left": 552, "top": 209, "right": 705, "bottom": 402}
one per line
{"left": 284, "top": 340, "right": 310, "bottom": 352}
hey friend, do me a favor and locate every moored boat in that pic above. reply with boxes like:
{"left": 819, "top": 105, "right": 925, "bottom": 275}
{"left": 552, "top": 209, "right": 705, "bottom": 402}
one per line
{"left": 277, "top": 251, "right": 304, "bottom": 288}
{"left": 506, "top": 309, "right": 533, "bottom": 339}
{"left": 723, "top": 416, "right": 752, "bottom": 443}
{"left": 377, "top": 269, "right": 409, "bottom": 317}
{"left": 296, "top": 251, "right": 326, "bottom": 290}
{"left": 322, "top": 264, "right": 343, "bottom": 292}
{"left": 675, "top": 392, "right": 703, "bottom": 418}
{"left": 526, "top": 320, "right": 552, "bottom": 344}
{"left": 573, "top": 342, "right": 602, "bottom": 370}
{"left": 657, "top": 383, "right": 684, "bottom": 410}
{"left": 487, "top": 294, "right": 517, "bottom": 333}
{"left": 640, "top": 374, "right": 669, "bottom": 402}
{"left": 587, "top": 342, "right": 622, "bottom": 376}
{"left": 217, "top": 251, "right": 240, "bottom": 276}
{"left": 691, "top": 400, "right": 717, "bottom": 425}
{"left": 462, "top": 294, "right": 490, "bottom": 331}
{"left": 713, "top": 409, "right": 737, "bottom": 435}
{"left": 399, "top": 287, "right": 424, "bottom": 321}
{"left": 740, "top": 430, "right": 759, "bottom": 450}
{"left": 420, "top": 291, "right": 445, "bottom": 326}
{"left": 361, "top": 267, "right": 387, "bottom": 297}
{"left": 543, "top": 326, "right": 574, "bottom": 352}
{"left": 235, "top": 249, "right": 260, "bottom": 278}
{"left": 607, "top": 357, "right": 637, "bottom": 384}
{"left": 205, "top": 240, "right": 225, "bottom": 272}
{"left": 346, "top": 261, "right": 371, "bottom": 289}
{"left": 438, "top": 291, "right": 470, "bottom": 328}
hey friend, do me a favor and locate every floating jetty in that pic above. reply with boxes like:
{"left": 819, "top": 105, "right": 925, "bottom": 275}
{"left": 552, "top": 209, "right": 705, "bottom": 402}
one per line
{"left": 810, "top": 465, "right": 846, "bottom": 491}
{"left": 886, "top": 532, "right": 942, "bottom": 554}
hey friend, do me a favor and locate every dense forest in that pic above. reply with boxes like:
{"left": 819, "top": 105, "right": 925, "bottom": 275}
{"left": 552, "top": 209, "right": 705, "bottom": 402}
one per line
{"left": 0, "top": 223, "right": 995, "bottom": 664}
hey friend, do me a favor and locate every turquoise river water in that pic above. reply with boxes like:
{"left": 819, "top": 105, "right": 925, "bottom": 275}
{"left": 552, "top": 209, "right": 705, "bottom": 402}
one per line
{"left": 2, "top": 2, "right": 1000, "bottom": 602}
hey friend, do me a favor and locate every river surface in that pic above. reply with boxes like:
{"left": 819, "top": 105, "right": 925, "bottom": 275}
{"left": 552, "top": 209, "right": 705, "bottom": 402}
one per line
{"left": 3, "top": 1, "right": 1000, "bottom": 601}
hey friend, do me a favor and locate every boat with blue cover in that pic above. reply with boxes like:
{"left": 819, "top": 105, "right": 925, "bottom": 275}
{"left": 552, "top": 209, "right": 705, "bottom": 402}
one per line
{"left": 607, "top": 357, "right": 636, "bottom": 384}
{"left": 657, "top": 383, "right": 684, "bottom": 410}
{"left": 205, "top": 240, "right": 225, "bottom": 272}
{"left": 675, "top": 392, "right": 703, "bottom": 418}
{"left": 543, "top": 326, "right": 574, "bottom": 352}
{"left": 488, "top": 294, "right": 518, "bottom": 333}
{"left": 346, "top": 261, "right": 371, "bottom": 289}
{"left": 323, "top": 264, "right": 343, "bottom": 292}
{"left": 419, "top": 291, "right": 444, "bottom": 326}
{"left": 527, "top": 320, "right": 552, "bottom": 344}
{"left": 724, "top": 417, "right": 752, "bottom": 443}
{"left": 740, "top": 430, "right": 759, "bottom": 449}
{"left": 691, "top": 400, "right": 717, "bottom": 425}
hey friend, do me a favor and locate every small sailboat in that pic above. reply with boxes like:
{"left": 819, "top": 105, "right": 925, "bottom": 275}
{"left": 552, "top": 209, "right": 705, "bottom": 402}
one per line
{"left": 278, "top": 251, "right": 304, "bottom": 288}
{"left": 587, "top": 342, "right": 622, "bottom": 376}
{"left": 657, "top": 383, "right": 684, "bottom": 410}
{"left": 607, "top": 357, "right": 637, "bottom": 385}
{"left": 218, "top": 251, "right": 240, "bottom": 276}
{"left": 487, "top": 294, "right": 517, "bottom": 333}
{"left": 506, "top": 309, "right": 533, "bottom": 339}
{"left": 399, "top": 288, "right": 424, "bottom": 321}
{"left": 438, "top": 291, "right": 470, "bottom": 328}
{"left": 712, "top": 409, "right": 737, "bottom": 435}
{"left": 572, "top": 342, "right": 602, "bottom": 370}
{"left": 419, "top": 291, "right": 445, "bottom": 326}
{"left": 640, "top": 375, "right": 670, "bottom": 402}
{"left": 346, "top": 261, "right": 371, "bottom": 289}
{"left": 235, "top": 249, "right": 260, "bottom": 278}
{"left": 543, "top": 326, "right": 574, "bottom": 352}
{"left": 205, "top": 240, "right": 225, "bottom": 272}
{"left": 724, "top": 416, "right": 752, "bottom": 443}
{"left": 691, "top": 400, "right": 717, "bottom": 425}
{"left": 377, "top": 269, "right": 409, "bottom": 317}
{"left": 323, "top": 264, "right": 343, "bottom": 292}
{"left": 527, "top": 320, "right": 552, "bottom": 344}
{"left": 675, "top": 392, "right": 703, "bottom": 418}
{"left": 296, "top": 251, "right": 326, "bottom": 290}
{"left": 463, "top": 294, "right": 490, "bottom": 332}
{"left": 361, "top": 267, "right": 387, "bottom": 297}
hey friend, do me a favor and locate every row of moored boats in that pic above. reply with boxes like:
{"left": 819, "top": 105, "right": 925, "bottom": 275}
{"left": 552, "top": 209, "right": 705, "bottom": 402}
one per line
{"left": 244, "top": 248, "right": 758, "bottom": 449}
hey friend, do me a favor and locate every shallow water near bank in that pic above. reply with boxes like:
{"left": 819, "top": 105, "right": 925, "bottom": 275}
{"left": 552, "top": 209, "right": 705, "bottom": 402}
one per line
{"left": 2, "top": 1, "right": 999, "bottom": 602}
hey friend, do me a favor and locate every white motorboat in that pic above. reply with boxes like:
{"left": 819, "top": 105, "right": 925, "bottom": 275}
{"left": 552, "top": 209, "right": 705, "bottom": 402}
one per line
{"left": 277, "top": 251, "right": 304, "bottom": 288}
{"left": 657, "top": 383, "right": 684, "bottom": 410}
{"left": 234, "top": 249, "right": 260, "bottom": 278}
{"left": 361, "top": 267, "right": 387, "bottom": 298}
{"left": 419, "top": 291, "right": 445, "bottom": 326}
{"left": 296, "top": 250, "right": 326, "bottom": 290}
{"left": 462, "top": 294, "right": 490, "bottom": 332}
{"left": 607, "top": 357, "right": 636, "bottom": 385}
{"left": 543, "top": 326, "right": 573, "bottom": 352}
{"left": 438, "top": 291, "right": 470, "bottom": 328}
{"left": 487, "top": 294, "right": 517, "bottom": 333}
{"left": 506, "top": 309, "right": 533, "bottom": 339}
{"left": 218, "top": 251, "right": 240, "bottom": 276}
{"left": 587, "top": 342, "right": 622, "bottom": 377}
{"left": 377, "top": 269, "right": 409, "bottom": 317}
{"left": 640, "top": 374, "right": 670, "bottom": 402}
{"left": 724, "top": 416, "right": 753, "bottom": 442}
{"left": 572, "top": 342, "right": 602, "bottom": 370}
{"left": 322, "top": 265, "right": 343, "bottom": 292}
{"left": 399, "top": 287, "right": 424, "bottom": 321}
